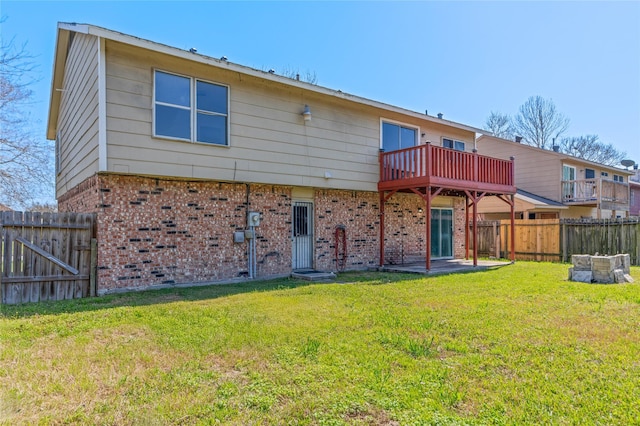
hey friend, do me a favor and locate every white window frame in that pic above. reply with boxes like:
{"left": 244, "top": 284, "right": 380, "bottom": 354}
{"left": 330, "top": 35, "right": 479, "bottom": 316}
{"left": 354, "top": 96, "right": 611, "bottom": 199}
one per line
{"left": 601, "top": 171, "right": 609, "bottom": 178}
{"left": 153, "top": 69, "right": 230, "bottom": 146}
{"left": 442, "top": 137, "right": 465, "bottom": 151}
{"left": 613, "top": 174, "right": 624, "bottom": 183}
{"left": 380, "top": 119, "right": 419, "bottom": 151}
{"left": 584, "top": 168, "right": 595, "bottom": 180}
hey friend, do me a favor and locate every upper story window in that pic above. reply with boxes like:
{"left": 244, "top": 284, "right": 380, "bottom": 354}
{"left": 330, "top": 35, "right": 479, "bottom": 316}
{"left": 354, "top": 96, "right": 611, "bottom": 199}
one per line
{"left": 442, "top": 138, "right": 465, "bottom": 151}
{"left": 601, "top": 171, "right": 609, "bottom": 177}
{"left": 381, "top": 121, "right": 417, "bottom": 152}
{"left": 585, "top": 168, "right": 595, "bottom": 179}
{"left": 154, "top": 70, "right": 229, "bottom": 145}
{"left": 613, "top": 175, "right": 624, "bottom": 183}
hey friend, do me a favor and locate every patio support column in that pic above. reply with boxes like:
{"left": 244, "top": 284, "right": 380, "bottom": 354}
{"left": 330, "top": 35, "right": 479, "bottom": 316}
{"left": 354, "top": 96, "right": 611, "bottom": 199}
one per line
{"left": 379, "top": 191, "right": 385, "bottom": 267}
{"left": 510, "top": 193, "right": 516, "bottom": 262}
{"left": 425, "top": 187, "right": 432, "bottom": 271}
{"left": 465, "top": 196, "right": 470, "bottom": 260}
{"left": 472, "top": 191, "right": 478, "bottom": 267}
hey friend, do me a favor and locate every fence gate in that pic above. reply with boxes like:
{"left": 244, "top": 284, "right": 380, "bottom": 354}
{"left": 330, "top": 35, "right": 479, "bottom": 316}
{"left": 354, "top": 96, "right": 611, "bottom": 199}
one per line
{"left": 1, "top": 211, "right": 96, "bottom": 304}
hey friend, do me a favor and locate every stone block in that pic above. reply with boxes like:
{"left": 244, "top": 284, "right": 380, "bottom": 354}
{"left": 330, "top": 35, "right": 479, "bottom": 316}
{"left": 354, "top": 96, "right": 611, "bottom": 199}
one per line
{"left": 624, "top": 274, "right": 635, "bottom": 283}
{"left": 571, "top": 269, "right": 593, "bottom": 283}
{"left": 592, "top": 255, "right": 616, "bottom": 271}
{"left": 617, "top": 254, "right": 631, "bottom": 274}
{"left": 592, "top": 270, "right": 614, "bottom": 284}
{"left": 571, "top": 255, "right": 592, "bottom": 271}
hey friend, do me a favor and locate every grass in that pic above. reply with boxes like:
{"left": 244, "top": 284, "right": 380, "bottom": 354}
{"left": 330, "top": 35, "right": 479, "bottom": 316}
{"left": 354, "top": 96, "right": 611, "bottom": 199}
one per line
{"left": 1, "top": 262, "right": 639, "bottom": 425}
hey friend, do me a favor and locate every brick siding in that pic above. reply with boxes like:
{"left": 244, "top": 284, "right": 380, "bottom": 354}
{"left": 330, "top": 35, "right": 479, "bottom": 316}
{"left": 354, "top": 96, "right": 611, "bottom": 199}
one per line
{"left": 59, "top": 173, "right": 467, "bottom": 292}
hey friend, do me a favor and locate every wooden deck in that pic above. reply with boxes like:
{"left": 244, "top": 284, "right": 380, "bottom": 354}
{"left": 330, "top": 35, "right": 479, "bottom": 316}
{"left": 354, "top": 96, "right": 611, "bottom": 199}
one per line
{"left": 377, "top": 143, "right": 517, "bottom": 270}
{"left": 378, "top": 143, "right": 516, "bottom": 195}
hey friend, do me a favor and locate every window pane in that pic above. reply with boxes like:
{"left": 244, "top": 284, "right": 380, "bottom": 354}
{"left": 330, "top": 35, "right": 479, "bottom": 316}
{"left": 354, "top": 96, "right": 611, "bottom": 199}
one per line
{"left": 382, "top": 122, "right": 399, "bottom": 151}
{"left": 454, "top": 141, "right": 465, "bottom": 151}
{"left": 443, "top": 138, "right": 453, "bottom": 149}
{"left": 197, "top": 113, "right": 227, "bottom": 145}
{"left": 155, "top": 105, "right": 191, "bottom": 139}
{"left": 197, "top": 81, "right": 228, "bottom": 114}
{"left": 585, "top": 169, "right": 595, "bottom": 179}
{"left": 400, "top": 127, "right": 416, "bottom": 149}
{"left": 155, "top": 71, "right": 190, "bottom": 107}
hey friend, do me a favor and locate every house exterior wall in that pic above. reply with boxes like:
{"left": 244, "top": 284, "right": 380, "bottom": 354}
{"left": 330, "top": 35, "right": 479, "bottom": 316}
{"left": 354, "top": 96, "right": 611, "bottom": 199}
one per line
{"left": 56, "top": 33, "right": 100, "bottom": 198}
{"left": 630, "top": 183, "right": 640, "bottom": 217}
{"left": 477, "top": 136, "right": 561, "bottom": 201}
{"left": 477, "top": 135, "right": 630, "bottom": 219}
{"left": 59, "top": 174, "right": 467, "bottom": 292}
{"left": 51, "top": 25, "right": 481, "bottom": 293}
{"left": 103, "top": 40, "right": 476, "bottom": 192}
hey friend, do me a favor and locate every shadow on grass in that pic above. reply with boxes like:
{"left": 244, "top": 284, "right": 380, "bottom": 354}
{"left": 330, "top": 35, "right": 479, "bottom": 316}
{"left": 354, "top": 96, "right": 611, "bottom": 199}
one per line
{"left": 1, "top": 271, "right": 422, "bottom": 318}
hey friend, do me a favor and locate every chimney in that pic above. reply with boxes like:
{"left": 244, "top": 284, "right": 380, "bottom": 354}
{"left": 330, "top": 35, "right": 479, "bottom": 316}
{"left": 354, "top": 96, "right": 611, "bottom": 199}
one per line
{"left": 515, "top": 136, "right": 522, "bottom": 143}
{"left": 437, "top": 113, "right": 443, "bottom": 119}
{"left": 553, "top": 145, "right": 560, "bottom": 152}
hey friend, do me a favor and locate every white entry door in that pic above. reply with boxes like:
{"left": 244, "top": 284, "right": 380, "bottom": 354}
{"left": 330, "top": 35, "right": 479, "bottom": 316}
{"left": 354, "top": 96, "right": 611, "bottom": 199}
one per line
{"left": 292, "top": 201, "right": 313, "bottom": 270}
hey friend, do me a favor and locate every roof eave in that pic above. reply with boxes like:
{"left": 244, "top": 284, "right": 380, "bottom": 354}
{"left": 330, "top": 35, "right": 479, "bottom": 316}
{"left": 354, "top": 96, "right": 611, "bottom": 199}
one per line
{"left": 477, "top": 135, "right": 633, "bottom": 175}
{"left": 51, "top": 22, "right": 483, "bottom": 136}
{"left": 46, "top": 26, "right": 73, "bottom": 140}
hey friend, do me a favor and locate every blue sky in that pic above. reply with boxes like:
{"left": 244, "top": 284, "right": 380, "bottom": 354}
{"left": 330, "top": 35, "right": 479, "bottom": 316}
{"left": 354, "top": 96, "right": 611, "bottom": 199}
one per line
{"left": 3, "top": 1, "right": 640, "bottom": 162}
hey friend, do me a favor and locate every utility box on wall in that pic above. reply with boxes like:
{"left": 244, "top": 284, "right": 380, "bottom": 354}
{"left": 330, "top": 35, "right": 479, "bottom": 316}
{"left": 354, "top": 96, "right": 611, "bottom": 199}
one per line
{"left": 247, "top": 212, "right": 261, "bottom": 227}
{"left": 233, "top": 231, "right": 245, "bottom": 243}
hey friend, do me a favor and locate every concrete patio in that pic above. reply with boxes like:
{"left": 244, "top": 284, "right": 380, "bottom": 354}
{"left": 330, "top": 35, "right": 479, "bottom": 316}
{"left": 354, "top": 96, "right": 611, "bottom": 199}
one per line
{"left": 380, "top": 258, "right": 513, "bottom": 275}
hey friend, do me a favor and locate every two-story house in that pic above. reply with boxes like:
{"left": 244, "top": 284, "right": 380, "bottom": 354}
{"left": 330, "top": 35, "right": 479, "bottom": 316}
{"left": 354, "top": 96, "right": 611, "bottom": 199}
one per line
{"left": 48, "top": 23, "right": 515, "bottom": 293}
{"left": 476, "top": 135, "right": 632, "bottom": 220}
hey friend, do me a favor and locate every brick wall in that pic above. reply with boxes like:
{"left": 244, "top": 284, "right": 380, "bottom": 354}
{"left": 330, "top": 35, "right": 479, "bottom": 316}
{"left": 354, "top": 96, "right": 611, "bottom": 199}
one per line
{"left": 382, "top": 193, "right": 466, "bottom": 264}
{"left": 59, "top": 173, "right": 468, "bottom": 292}
{"left": 60, "top": 174, "right": 292, "bottom": 293}
{"left": 57, "top": 174, "right": 100, "bottom": 213}
{"left": 314, "top": 190, "right": 380, "bottom": 271}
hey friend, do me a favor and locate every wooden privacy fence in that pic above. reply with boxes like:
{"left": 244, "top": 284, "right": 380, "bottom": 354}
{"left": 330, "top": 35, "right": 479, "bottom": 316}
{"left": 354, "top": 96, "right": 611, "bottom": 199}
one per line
{"left": 1, "top": 211, "right": 96, "bottom": 304}
{"left": 473, "top": 218, "right": 640, "bottom": 265}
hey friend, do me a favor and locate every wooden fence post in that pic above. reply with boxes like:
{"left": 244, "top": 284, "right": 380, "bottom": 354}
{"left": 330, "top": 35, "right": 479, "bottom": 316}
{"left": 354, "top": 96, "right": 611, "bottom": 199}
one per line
{"left": 90, "top": 238, "right": 97, "bottom": 297}
{"left": 561, "top": 221, "right": 567, "bottom": 263}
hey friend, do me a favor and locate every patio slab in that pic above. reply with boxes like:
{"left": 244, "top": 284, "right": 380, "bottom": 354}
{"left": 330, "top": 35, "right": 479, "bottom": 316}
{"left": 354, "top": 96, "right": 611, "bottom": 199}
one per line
{"left": 380, "top": 259, "right": 512, "bottom": 275}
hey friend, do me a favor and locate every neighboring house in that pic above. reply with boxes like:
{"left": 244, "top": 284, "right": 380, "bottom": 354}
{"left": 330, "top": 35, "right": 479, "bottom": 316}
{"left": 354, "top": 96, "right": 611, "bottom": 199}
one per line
{"left": 476, "top": 135, "right": 632, "bottom": 220}
{"left": 0, "top": 203, "right": 12, "bottom": 211}
{"left": 47, "top": 23, "right": 515, "bottom": 293}
{"left": 630, "top": 179, "right": 640, "bottom": 217}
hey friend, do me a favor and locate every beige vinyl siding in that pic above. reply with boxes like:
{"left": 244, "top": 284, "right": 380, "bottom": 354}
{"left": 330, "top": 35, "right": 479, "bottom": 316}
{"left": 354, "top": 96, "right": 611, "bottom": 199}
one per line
{"left": 56, "top": 33, "right": 100, "bottom": 197}
{"left": 104, "top": 41, "right": 378, "bottom": 191}
{"left": 104, "top": 41, "right": 475, "bottom": 191}
{"left": 478, "top": 136, "right": 561, "bottom": 201}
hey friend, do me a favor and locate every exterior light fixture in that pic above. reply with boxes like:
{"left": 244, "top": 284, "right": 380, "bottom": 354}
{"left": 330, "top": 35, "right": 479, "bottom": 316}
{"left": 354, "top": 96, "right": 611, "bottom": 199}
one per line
{"left": 302, "top": 105, "right": 312, "bottom": 121}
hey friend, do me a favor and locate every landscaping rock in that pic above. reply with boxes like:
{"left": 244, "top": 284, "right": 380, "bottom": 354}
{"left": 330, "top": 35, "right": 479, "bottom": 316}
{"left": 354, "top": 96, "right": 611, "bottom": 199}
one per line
{"left": 571, "top": 255, "right": 592, "bottom": 271}
{"left": 570, "top": 253, "right": 633, "bottom": 284}
{"left": 570, "top": 268, "right": 593, "bottom": 283}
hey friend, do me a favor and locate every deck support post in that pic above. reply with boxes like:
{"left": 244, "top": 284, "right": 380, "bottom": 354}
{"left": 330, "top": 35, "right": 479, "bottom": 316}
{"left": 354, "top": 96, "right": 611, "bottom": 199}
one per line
{"left": 472, "top": 191, "right": 478, "bottom": 267}
{"left": 510, "top": 193, "right": 516, "bottom": 262}
{"left": 465, "top": 196, "right": 471, "bottom": 260}
{"left": 379, "top": 191, "right": 385, "bottom": 267}
{"left": 425, "top": 187, "right": 432, "bottom": 271}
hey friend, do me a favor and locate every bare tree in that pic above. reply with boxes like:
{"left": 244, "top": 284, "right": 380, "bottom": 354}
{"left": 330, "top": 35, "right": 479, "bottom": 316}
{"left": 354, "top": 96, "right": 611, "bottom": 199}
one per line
{"left": 512, "top": 96, "right": 570, "bottom": 150}
{"left": 280, "top": 66, "right": 318, "bottom": 85}
{"left": 0, "top": 30, "right": 54, "bottom": 208}
{"left": 25, "top": 201, "right": 58, "bottom": 212}
{"left": 484, "top": 111, "right": 513, "bottom": 139}
{"left": 559, "top": 135, "right": 626, "bottom": 167}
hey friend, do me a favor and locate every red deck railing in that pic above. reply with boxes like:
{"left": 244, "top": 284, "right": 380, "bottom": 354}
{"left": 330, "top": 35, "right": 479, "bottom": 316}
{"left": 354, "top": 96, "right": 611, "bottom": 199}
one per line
{"left": 379, "top": 143, "right": 515, "bottom": 192}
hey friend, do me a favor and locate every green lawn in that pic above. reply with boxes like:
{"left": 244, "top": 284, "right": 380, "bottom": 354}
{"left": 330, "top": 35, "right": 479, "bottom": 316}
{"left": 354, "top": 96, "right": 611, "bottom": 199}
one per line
{"left": 1, "top": 262, "right": 639, "bottom": 425}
